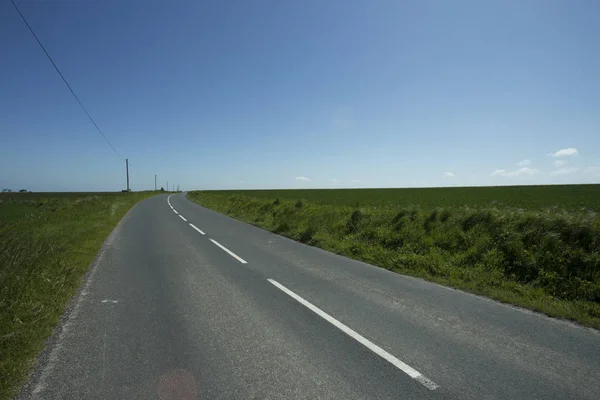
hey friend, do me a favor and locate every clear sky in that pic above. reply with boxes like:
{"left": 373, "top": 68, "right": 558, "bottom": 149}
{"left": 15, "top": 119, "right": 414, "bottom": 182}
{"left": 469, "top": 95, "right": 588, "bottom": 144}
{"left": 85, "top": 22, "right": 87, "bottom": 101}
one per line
{"left": 1, "top": 0, "right": 599, "bottom": 192}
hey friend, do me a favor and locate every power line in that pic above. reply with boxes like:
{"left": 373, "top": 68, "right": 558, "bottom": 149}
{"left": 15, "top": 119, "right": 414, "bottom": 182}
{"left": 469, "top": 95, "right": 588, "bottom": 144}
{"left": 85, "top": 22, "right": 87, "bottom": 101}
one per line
{"left": 10, "top": 0, "right": 124, "bottom": 159}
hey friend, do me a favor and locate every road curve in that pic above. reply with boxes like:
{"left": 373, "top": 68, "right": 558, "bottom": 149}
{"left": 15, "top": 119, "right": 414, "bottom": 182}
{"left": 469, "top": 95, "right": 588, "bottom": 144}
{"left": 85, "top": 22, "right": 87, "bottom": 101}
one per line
{"left": 19, "top": 193, "right": 600, "bottom": 399}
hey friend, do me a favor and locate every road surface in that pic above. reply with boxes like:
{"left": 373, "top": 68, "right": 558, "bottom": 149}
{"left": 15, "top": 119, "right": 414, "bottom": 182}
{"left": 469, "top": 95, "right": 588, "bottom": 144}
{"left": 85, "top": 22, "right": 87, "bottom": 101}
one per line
{"left": 19, "top": 193, "right": 600, "bottom": 399}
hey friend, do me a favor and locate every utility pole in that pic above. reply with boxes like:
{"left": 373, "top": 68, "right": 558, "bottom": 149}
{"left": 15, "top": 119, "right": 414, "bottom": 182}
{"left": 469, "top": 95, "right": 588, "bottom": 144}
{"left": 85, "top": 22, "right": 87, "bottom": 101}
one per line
{"left": 155, "top": 175, "right": 157, "bottom": 191}
{"left": 126, "top": 159, "right": 130, "bottom": 192}
{"left": 167, "top": 181, "right": 169, "bottom": 192}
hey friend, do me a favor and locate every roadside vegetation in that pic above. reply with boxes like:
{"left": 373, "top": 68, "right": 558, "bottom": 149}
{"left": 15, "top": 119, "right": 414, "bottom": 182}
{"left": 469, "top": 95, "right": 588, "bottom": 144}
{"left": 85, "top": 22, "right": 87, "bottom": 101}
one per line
{"left": 187, "top": 186, "right": 600, "bottom": 330}
{"left": 0, "top": 191, "right": 159, "bottom": 400}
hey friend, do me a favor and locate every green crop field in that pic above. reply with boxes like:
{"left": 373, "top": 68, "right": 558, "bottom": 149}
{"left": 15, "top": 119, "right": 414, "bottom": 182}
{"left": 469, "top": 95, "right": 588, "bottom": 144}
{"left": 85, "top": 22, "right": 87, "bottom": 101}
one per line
{"left": 0, "top": 191, "right": 159, "bottom": 400}
{"left": 205, "top": 185, "right": 600, "bottom": 212}
{"left": 187, "top": 184, "right": 600, "bottom": 330}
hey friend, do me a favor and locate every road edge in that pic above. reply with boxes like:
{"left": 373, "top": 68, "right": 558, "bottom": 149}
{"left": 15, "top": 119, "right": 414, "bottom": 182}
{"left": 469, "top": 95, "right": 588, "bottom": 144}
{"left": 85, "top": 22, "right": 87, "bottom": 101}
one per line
{"left": 14, "top": 197, "right": 151, "bottom": 400}
{"left": 182, "top": 192, "right": 600, "bottom": 335}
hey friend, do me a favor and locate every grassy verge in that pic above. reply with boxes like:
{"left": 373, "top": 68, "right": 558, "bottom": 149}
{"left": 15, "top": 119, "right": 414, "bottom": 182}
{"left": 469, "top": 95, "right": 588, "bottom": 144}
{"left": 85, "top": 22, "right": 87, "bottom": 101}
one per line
{"left": 187, "top": 189, "right": 600, "bottom": 330}
{"left": 0, "top": 191, "right": 160, "bottom": 400}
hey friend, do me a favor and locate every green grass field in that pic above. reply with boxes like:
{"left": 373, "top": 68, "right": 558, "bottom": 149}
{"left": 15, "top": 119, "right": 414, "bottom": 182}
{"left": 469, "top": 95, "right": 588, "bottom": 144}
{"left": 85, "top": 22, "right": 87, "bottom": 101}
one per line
{"left": 0, "top": 191, "right": 159, "bottom": 400}
{"left": 187, "top": 185, "right": 600, "bottom": 329}
{"left": 212, "top": 185, "right": 600, "bottom": 212}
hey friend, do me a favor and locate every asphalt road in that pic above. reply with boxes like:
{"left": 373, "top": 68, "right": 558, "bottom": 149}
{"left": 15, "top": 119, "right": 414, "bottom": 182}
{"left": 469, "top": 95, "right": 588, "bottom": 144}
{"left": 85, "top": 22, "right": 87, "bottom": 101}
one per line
{"left": 19, "top": 193, "right": 600, "bottom": 399}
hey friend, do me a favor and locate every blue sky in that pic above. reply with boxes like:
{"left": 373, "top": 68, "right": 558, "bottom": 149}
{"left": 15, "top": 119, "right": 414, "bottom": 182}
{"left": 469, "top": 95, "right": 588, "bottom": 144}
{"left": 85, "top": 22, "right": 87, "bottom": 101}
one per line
{"left": 1, "top": 0, "right": 599, "bottom": 191}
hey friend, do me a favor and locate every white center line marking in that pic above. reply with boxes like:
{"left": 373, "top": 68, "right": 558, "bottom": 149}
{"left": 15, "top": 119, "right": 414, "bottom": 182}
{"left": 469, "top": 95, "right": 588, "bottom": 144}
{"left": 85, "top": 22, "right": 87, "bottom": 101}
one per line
{"left": 209, "top": 239, "right": 248, "bottom": 264}
{"left": 173, "top": 209, "right": 178, "bottom": 214}
{"left": 267, "top": 279, "right": 439, "bottom": 390}
{"left": 179, "top": 215, "right": 187, "bottom": 222}
{"left": 189, "top": 223, "right": 205, "bottom": 235}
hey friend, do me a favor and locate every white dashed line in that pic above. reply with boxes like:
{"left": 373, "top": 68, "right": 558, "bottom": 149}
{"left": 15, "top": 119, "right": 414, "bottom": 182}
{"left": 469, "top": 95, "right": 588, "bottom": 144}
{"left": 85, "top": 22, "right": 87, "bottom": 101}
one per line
{"left": 189, "top": 223, "right": 205, "bottom": 235}
{"left": 209, "top": 239, "right": 247, "bottom": 264}
{"left": 179, "top": 215, "right": 187, "bottom": 222}
{"left": 267, "top": 279, "right": 439, "bottom": 391}
{"left": 173, "top": 209, "right": 178, "bottom": 214}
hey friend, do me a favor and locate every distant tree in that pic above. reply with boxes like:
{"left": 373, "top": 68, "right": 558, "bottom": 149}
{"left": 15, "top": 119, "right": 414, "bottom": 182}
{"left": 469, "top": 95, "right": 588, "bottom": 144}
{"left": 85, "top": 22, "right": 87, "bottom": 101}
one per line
{"left": 2, "top": 189, "right": 12, "bottom": 192}
{"left": 19, "top": 189, "right": 28, "bottom": 193}
{"left": 160, "top": 187, "right": 164, "bottom": 191}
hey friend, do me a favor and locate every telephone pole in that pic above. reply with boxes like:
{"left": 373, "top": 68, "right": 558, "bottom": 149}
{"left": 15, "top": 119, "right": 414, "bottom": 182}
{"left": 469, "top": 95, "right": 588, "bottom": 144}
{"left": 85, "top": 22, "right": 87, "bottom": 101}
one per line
{"left": 154, "top": 175, "right": 157, "bottom": 191}
{"left": 167, "top": 181, "right": 169, "bottom": 192}
{"left": 126, "top": 159, "right": 130, "bottom": 192}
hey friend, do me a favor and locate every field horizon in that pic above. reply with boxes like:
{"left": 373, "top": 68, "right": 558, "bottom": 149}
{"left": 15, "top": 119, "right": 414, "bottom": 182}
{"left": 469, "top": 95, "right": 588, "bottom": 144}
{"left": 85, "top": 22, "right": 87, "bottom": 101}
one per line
{"left": 194, "top": 184, "right": 600, "bottom": 212}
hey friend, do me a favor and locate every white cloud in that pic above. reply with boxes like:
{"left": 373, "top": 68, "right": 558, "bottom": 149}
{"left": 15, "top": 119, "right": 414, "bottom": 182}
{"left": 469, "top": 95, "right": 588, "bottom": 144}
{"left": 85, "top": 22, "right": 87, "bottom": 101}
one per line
{"left": 550, "top": 167, "right": 579, "bottom": 176}
{"left": 295, "top": 176, "right": 311, "bottom": 182}
{"left": 516, "top": 160, "right": 531, "bottom": 167}
{"left": 443, "top": 172, "right": 455, "bottom": 178}
{"left": 549, "top": 148, "right": 578, "bottom": 157}
{"left": 491, "top": 167, "right": 540, "bottom": 177}
{"left": 554, "top": 160, "right": 567, "bottom": 167}
{"left": 584, "top": 166, "right": 600, "bottom": 176}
